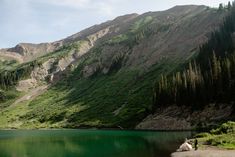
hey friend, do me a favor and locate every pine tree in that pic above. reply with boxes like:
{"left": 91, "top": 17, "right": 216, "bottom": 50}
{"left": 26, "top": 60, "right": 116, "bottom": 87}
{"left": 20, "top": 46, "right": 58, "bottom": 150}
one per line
{"left": 211, "top": 52, "right": 219, "bottom": 81}
{"left": 228, "top": 1, "right": 232, "bottom": 10}
{"left": 219, "top": 3, "right": 224, "bottom": 11}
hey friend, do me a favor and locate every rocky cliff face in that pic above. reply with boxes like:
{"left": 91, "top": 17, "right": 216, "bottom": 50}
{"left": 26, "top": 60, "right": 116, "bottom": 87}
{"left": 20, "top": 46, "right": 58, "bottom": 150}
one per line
{"left": 0, "top": 13, "right": 140, "bottom": 84}
{"left": 0, "top": 13, "right": 138, "bottom": 63}
{"left": 0, "top": 42, "right": 62, "bottom": 62}
{"left": 74, "top": 5, "right": 225, "bottom": 78}
{"left": 136, "top": 104, "right": 234, "bottom": 130}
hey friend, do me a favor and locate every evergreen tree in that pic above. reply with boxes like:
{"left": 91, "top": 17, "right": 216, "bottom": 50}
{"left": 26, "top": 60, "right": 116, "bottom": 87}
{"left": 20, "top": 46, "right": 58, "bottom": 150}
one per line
{"left": 219, "top": 3, "right": 224, "bottom": 11}
{"left": 228, "top": 1, "right": 232, "bottom": 10}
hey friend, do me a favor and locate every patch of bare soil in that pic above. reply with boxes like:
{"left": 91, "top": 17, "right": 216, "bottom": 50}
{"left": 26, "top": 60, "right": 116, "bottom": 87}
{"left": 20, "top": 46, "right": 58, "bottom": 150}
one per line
{"left": 171, "top": 146, "right": 235, "bottom": 157}
{"left": 12, "top": 85, "right": 48, "bottom": 106}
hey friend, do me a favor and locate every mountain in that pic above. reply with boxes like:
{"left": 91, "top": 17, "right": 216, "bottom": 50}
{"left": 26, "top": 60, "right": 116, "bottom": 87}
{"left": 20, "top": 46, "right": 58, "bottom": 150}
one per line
{"left": 0, "top": 5, "right": 232, "bottom": 129}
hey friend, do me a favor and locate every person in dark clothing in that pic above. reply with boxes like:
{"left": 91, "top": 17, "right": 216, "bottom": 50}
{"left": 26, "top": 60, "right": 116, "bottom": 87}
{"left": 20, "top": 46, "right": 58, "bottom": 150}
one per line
{"left": 194, "top": 139, "right": 198, "bottom": 150}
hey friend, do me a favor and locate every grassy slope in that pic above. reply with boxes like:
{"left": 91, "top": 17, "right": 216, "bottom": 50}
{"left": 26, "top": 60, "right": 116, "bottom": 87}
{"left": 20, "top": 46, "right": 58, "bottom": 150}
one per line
{"left": 0, "top": 60, "right": 18, "bottom": 72}
{"left": 0, "top": 89, "right": 22, "bottom": 108}
{"left": 0, "top": 58, "right": 181, "bottom": 129}
{"left": 195, "top": 121, "right": 235, "bottom": 149}
{"left": 40, "top": 61, "right": 178, "bottom": 129}
{"left": 0, "top": 14, "right": 188, "bottom": 129}
{"left": 0, "top": 42, "right": 83, "bottom": 129}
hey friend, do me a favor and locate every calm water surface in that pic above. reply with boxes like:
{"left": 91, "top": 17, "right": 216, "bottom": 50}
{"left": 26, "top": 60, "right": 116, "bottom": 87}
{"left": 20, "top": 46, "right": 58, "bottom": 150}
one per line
{"left": 0, "top": 130, "right": 193, "bottom": 157}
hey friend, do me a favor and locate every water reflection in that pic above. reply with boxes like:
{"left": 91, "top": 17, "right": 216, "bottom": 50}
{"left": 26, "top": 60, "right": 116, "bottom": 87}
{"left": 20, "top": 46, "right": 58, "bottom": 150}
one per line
{"left": 0, "top": 130, "right": 192, "bottom": 157}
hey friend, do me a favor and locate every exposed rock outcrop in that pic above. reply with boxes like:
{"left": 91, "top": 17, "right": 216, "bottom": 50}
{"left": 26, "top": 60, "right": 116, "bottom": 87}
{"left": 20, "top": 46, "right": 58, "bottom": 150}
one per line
{"left": 136, "top": 104, "right": 234, "bottom": 130}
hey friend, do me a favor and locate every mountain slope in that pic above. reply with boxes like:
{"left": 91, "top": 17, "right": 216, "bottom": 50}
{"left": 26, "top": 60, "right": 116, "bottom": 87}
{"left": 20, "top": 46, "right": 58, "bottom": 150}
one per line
{"left": 0, "top": 5, "right": 228, "bottom": 129}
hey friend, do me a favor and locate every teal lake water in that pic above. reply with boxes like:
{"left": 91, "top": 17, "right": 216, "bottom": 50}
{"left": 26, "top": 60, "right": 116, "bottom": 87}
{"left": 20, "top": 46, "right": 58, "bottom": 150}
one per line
{"left": 0, "top": 130, "right": 192, "bottom": 157}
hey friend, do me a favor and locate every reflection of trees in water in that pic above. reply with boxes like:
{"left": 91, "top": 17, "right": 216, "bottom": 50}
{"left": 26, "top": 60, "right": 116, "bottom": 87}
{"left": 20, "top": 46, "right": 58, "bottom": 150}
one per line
{"left": 142, "top": 131, "right": 193, "bottom": 157}
{"left": 0, "top": 130, "right": 192, "bottom": 157}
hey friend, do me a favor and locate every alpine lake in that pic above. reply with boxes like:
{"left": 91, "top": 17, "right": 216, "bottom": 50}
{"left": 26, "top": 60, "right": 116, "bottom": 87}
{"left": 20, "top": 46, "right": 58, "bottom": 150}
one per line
{"left": 0, "top": 130, "right": 193, "bottom": 157}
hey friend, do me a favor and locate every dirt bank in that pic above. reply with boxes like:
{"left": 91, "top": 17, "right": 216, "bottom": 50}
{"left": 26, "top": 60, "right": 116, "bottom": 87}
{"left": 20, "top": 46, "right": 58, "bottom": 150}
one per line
{"left": 171, "top": 146, "right": 235, "bottom": 157}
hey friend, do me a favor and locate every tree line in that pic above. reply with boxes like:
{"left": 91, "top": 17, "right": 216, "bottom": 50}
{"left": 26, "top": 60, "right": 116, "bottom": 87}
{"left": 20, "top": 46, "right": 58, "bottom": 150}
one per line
{"left": 154, "top": 53, "right": 235, "bottom": 109}
{"left": 0, "top": 61, "right": 40, "bottom": 90}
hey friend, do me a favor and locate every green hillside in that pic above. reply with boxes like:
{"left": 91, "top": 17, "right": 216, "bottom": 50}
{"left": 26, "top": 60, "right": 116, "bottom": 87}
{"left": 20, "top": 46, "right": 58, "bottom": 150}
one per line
{"left": 0, "top": 4, "right": 233, "bottom": 129}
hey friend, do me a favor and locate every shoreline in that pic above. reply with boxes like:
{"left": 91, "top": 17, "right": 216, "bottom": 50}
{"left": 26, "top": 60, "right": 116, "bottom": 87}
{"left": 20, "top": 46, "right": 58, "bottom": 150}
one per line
{"left": 171, "top": 145, "right": 235, "bottom": 157}
{"left": 0, "top": 128, "right": 195, "bottom": 132}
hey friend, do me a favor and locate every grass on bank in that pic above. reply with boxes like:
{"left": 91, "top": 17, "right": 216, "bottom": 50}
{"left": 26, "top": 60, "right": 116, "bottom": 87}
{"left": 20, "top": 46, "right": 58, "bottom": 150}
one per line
{"left": 195, "top": 121, "right": 235, "bottom": 149}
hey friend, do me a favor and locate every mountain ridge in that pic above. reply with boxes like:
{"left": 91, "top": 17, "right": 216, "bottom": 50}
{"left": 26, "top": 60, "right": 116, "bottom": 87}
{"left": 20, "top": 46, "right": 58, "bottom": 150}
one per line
{"left": 0, "top": 5, "right": 211, "bottom": 62}
{"left": 0, "top": 5, "right": 230, "bottom": 129}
